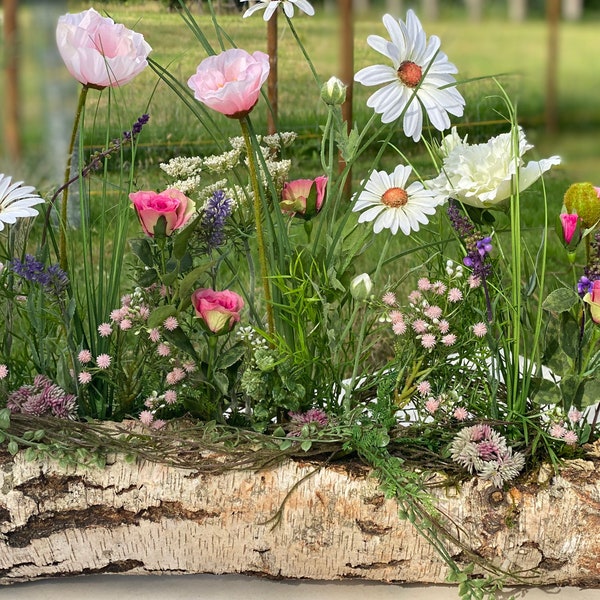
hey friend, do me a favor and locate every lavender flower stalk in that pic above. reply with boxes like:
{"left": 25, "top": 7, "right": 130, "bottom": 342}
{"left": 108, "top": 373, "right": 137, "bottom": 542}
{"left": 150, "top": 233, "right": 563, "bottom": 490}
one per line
{"left": 11, "top": 255, "right": 69, "bottom": 295}
{"left": 200, "top": 189, "right": 234, "bottom": 252}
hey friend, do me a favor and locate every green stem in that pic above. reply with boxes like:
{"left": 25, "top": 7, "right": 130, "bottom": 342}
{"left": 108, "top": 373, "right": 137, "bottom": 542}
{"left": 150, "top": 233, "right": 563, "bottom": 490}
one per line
{"left": 59, "top": 85, "right": 89, "bottom": 272}
{"left": 239, "top": 117, "right": 275, "bottom": 337}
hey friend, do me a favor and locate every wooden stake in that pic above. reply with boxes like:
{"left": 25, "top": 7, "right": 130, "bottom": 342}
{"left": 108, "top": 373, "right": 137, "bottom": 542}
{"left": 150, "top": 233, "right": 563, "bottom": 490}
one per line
{"left": 3, "top": 0, "right": 22, "bottom": 163}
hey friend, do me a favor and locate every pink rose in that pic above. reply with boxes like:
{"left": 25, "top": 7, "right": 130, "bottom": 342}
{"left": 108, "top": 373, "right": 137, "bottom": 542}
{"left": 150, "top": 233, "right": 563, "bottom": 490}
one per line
{"left": 191, "top": 288, "right": 244, "bottom": 334}
{"left": 56, "top": 8, "right": 151, "bottom": 88}
{"left": 280, "top": 176, "right": 327, "bottom": 218}
{"left": 129, "top": 188, "right": 196, "bottom": 237}
{"left": 584, "top": 280, "right": 600, "bottom": 324}
{"left": 187, "top": 49, "right": 270, "bottom": 119}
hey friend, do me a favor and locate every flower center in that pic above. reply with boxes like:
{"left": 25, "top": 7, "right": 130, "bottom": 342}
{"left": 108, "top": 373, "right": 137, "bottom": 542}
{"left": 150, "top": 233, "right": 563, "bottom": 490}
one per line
{"left": 382, "top": 187, "right": 408, "bottom": 208}
{"left": 397, "top": 60, "right": 423, "bottom": 88}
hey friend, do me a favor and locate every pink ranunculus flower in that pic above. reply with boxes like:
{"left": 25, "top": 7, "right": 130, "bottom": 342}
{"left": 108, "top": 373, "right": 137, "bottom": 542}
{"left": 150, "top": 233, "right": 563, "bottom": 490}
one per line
{"left": 130, "top": 188, "right": 196, "bottom": 237}
{"left": 56, "top": 8, "right": 151, "bottom": 89}
{"left": 280, "top": 176, "right": 327, "bottom": 218}
{"left": 192, "top": 288, "right": 244, "bottom": 334}
{"left": 187, "top": 49, "right": 270, "bottom": 119}
{"left": 584, "top": 279, "right": 600, "bottom": 324}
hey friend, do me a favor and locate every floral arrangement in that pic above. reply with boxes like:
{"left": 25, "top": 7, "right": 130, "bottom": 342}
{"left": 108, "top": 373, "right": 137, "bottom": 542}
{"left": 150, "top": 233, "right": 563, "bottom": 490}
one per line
{"left": 1, "top": 2, "right": 599, "bottom": 596}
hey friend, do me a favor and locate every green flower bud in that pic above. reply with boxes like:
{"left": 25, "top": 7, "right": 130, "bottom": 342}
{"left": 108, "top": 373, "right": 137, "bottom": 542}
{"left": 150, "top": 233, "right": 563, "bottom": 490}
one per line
{"left": 320, "top": 76, "right": 347, "bottom": 106}
{"left": 350, "top": 273, "right": 373, "bottom": 301}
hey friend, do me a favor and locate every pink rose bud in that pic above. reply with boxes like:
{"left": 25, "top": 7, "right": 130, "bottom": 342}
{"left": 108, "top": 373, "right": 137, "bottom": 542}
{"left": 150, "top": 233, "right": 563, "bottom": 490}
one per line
{"left": 56, "top": 8, "right": 151, "bottom": 89}
{"left": 129, "top": 188, "right": 196, "bottom": 237}
{"left": 559, "top": 213, "right": 579, "bottom": 245}
{"left": 191, "top": 288, "right": 244, "bottom": 334}
{"left": 584, "top": 279, "right": 600, "bottom": 324}
{"left": 187, "top": 49, "right": 270, "bottom": 119}
{"left": 280, "top": 176, "right": 327, "bottom": 218}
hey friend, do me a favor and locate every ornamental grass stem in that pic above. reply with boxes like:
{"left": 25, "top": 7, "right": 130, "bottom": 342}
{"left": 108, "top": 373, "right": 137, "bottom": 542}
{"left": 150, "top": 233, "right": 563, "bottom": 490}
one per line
{"left": 239, "top": 117, "right": 275, "bottom": 337}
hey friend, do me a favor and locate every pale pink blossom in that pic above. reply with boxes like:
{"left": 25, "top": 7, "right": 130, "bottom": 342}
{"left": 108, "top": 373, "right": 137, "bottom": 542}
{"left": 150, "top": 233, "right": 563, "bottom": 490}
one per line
{"left": 164, "top": 316, "right": 179, "bottom": 331}
{"left": 416, "top": 380, "right": 431, "bottom": 396}
{"left": 453, "top": 407, "right": 469, "bottom": 421}
{"left": 0, "top": 364, "right": 9, "bottom": 379}
{"left": 56, "top": 8, "right": 151, "bottom": 88}
{"left": 78, "top": 371, "right": 92, "bottom": 384}
{"left": 389, "top": 310, "right": 404, "bottom": 324}
{"left": 152, "top": 419, "right": 166, "bottom": 430}
{"left": 442, "top": 333, "right": 457, "bottom": 346}
{"left": 96, "top": 353, "right": 111, "bottom": 369}
{"left": 417, "top": 277, "right": 432, "bottom": 291}
{"left": 432, "top": 281, "right": 447, "bottom": 295}
{"left": 138, "top": 305, "right": 150, "bottom": 320}
{"left": 188, "top": 49, "right": 270, "bottom": 119}
{"left": 119, "top": 318, "right": 133, "bottom": 331}
{"left": 424, "top": 398, "right": 440, "bottom": 413}
{"left": 563, "top": 430, "right": 578, "bottom": 446}
{"left": 183, "top": 362, "right": 197, "bottom": 373}
{"left": 149, "top": 328, "right": 161, "bottom": 343}
{"left": 98, "top": 323, "right": 112, "bottom": 337}
{"left": 392, "top": 320, "right": 407, "bottom": 335}
{"left": 447, "top": 287, "right": 463, "bottom": 302}
{"left": 164, "top": 390, "right": 177, "bottom": 404}
{"left": 157, "top": 343, "right": 171, "bottom": 357}
{"left": 468, "top": 275, "right": 481, "bottom": 289}
{"left": 568, "top": 407, "right": 583, "bottom": 424}
{"left": 121, "top": 294, "right": 132, "bottom": 306}
{"left": 408, "top": 290, "right": 422, "bottom": 304}
{"left": 421, "top": 333, "right": 437, "bottom": 349}
{"left": 424, "top": 305, "right": 442, "bottom": 320}
{"left": 166, "top": 367, "right": 186, "bottom": 385}
{"left": 78, "top": 349, "right": 93, "bottom": 364}
{"left": 110, "top": 308, "right": 125, "bottom": 322}
{"left": 472, "top": 322, "right": 488, "bottom": 338}
{"left": 549, "top": 423, "right": 566, "bottom": 438}
{"left": 382, "top": 292, "right": 397, "bottom": 306}
{"left": 139, "top": 410, "right": 154, "bottom": 426}
{"left": 438, "top": 320, "right": 450, "bottom": 334}
{"left": 412, "top": 319, "right": 428, "bottom": 334}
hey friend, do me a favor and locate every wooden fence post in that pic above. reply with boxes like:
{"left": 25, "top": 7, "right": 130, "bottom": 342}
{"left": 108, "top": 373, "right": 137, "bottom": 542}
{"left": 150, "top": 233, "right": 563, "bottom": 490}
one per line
{"left": 3, "top": 0, "right": 22, "bottom": 164}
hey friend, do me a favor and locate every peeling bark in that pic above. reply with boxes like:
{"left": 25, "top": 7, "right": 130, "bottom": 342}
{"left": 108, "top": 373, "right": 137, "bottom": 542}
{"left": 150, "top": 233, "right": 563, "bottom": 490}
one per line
{"left": 2, "top": 452, "right": 600, "bottom": 585}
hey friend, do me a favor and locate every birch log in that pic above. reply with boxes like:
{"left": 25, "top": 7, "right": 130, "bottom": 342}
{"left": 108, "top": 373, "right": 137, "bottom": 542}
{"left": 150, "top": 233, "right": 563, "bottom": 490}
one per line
{"left": 1, "top": 450, "right": 600, "bottom": 585}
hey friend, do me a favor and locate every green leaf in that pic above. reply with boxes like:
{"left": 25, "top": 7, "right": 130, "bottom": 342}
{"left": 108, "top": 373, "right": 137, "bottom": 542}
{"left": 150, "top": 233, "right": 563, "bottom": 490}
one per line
{"left": 272, "top": 426, "right": 286, "bottom": 438}
{"left": 173, "top": 215, "right": 201, "bottom": 260}
{"left": 163, "top": 326, "right": 199, "bottom": 359}
{"left": 215, "top": 343, "right": 245, "bottom": 371}
{"left": 300, "top": 439, "right": 312, "bottom": 452}
{"left": 278, "top": 439, "right": 292, "bottom": 451}
{"left": 7, "top": 440, "right": 19, "bottom": 456}
{"left": 543, "top": 287, "right": 580, "bottom": 314}
{"left": 177, "top": 264, "right": 212, "bottom": 306}
{"left": 0, "top": 408, "right": 11, "bottom": 429}
{"left": 130, "top": 238, "right": 154, "bottom": 267}
{"left": 213, "top": 371, "right": 230, "bottom": 397}
{"left": 147, "top": 305, "right": 179, "bottom": 329}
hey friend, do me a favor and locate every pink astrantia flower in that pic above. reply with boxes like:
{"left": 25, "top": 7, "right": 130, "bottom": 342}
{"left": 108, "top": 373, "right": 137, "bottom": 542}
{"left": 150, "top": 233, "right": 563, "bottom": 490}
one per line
{"left": 392, "top": 320, "right": 407, "bottom": 335}
{"left": 119, "top": 318, "right": 132, "bottom": 331}
{"left": 280, "top": 176, "right": 327, "bottom": 219}
{"left": 96, "top": 353, "right": 111, "bottom": 369}
{"left": 472, "top": 322, "right": 487, "bottom": 338}
{"left": 416, "top": 380, "right": 431, "bottom": 396}
{"left": 417, "top": 277, "right": 432, "bottom": 291}
{"left": 549, "top": 423, "right": 566, "bottom": 438}
{"left": 568, "top": 407, "right": 583, "bottom": 424}
{"left": 408, "top": 290, "right": 422, "bottom": 304}
{"left": 438, "top": 320, "right": 450, "bottom": 334}
{"left": 78, "top": 371, "right": 92, "bottom": 384}
{"left": 424, "top": 397, "right": 440, "bottom": 413}
{"left": 130, "top": 188, "right": 196, "bottom": 237}
{"left": 447, "top": 287, "right": 463, "bottom": 302}
{"left": 453, "top": 407, "right": 469, "bottom": 421}
{"left": 164, "top": 316, "right": 179, "bottom": 331}
{"left": 56, "top": 8, "right": 151, "bottom": 88}
{"left": 468, "top": 275, "right": 481, "bottom": 289}
{"left": 389, "top": 310, "right": 404, "bottom": 324}
{"left": 157, "top": 343, "right": 171, "bottom": 357}
{"left": 424, "top": 305, "right": 442, "bottom": 320}
{"left": 412, "top": 319, "right": 428, "bottom": 334}
{"left": 563, "top": 430, "right": 578, "bottom": 446}
{"left": 166, "top": 367, "right": 186, "bottom": 385}
{"left": 98, "top": 323, "right": 112, "bottom": 337}
{"left": 382, "top": 292, "right": 397, "bottom": 306}
{"left": 152, "top": 419, "right": 166, "bottom": 430}
{"left": 149, "top": 328, "right": 161, "bottom": 343}
{"left": 432, "top": 281, "right": 447, "bottom": 295}
{"left": 0, "top": 364, "right": 8, "bottom": 379}
{"left": 139, "top": 410, "right": 154, "bottom": 426}
{"left": 188, "top": 49, "right": 270, "bottom": 119}
{"left": 164, "top": 390, "right": 177, "bottom": 404}
{"left": 78, "top": 349, "right": 93, "bottom": 364}
{"left": 442, "top": 333, "right": 457, "bottom": 346}
{"left": 192, "top": 288, "right": 244, "bottom": 334}
{"left": 421, "top": 333, "right": 437, "bottom": 349}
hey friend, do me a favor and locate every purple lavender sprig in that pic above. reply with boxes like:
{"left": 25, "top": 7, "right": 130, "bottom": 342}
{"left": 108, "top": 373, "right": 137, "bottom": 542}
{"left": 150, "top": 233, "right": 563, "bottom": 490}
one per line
{"left": 11, "top": 255, "right": 69, "bottom": 295}
{"left": 200, "top": 190, "right": 234, "bottom": 252}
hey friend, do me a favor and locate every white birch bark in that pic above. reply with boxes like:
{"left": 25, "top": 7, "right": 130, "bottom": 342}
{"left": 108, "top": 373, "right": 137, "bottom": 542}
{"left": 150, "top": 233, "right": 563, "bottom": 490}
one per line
{"left": 1, "top": 452, "right": 600, "bottom": 586}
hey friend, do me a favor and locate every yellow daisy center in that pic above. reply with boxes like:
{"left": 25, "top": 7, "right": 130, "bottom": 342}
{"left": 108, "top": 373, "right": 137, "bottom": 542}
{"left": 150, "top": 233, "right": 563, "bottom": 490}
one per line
{"left": 397, "top": 60, "right": 423, "bottom": 88}
{"left": 382, "top": 187, "right": 408, "bottom": 208}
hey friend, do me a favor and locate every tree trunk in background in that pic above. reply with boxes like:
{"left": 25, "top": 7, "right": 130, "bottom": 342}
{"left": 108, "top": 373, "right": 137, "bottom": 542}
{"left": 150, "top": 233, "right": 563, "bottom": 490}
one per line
{"left": 3, "top": 0, "right": 21, "bottom": 164}
{"left": 3, "top": 452, "right": 600, "bottom": 585}
{"left": 508, "top": 0, "right": 527, "bottom": 21}
{"left": 562, "top": 0, "right": 583, "bottom": 20}
{"left": 464, "top": 0, "right": 483, "bottom": 22}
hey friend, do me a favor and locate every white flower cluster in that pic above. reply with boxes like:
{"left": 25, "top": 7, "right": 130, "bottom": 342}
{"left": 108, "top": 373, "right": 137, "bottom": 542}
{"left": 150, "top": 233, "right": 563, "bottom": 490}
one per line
{"left": 160, "top": 156, "right": 203, "bottom": 178}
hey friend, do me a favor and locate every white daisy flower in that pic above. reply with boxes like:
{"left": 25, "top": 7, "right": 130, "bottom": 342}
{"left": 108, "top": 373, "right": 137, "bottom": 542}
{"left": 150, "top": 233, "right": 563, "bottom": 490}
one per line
{"left": 424, "top": 127, "right": 561, "bottom": 209}
{"left": 354, "top": 11, "right": 465, "bottom": 141}
{"left": 352, "top": 164, "right": 442, "bottom": 235}
{"left": 0, "top": 173, "right": 44, "bottom": 231}
{"left": 241, "top": 0, "right": 315, "bottom": 21}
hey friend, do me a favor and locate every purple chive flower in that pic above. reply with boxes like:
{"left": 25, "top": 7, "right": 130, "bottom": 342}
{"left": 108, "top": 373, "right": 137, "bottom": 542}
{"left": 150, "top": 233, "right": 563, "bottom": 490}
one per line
{"left": 287, "top": 408, "right": 329, "bottom": 437}
{"left": 11, "top": 255, "right": 69, "bottom": 295}
{"left": 201, "top": 189, "right": 233, "bottom": 251}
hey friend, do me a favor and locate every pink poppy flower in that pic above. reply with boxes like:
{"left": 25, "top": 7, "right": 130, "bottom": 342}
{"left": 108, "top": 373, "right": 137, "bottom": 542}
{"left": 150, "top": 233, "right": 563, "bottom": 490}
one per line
{"left": 187, "top": 49, "right": 270, "bottom": 119}
{"left": 56, "top": 8, "right": 151, "bottom": 88}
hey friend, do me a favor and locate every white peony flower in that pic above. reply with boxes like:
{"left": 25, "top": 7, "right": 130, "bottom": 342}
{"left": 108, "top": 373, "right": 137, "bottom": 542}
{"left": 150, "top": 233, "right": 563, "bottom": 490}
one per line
{"left": 0, "top": 173, "right": 44, "bottom": 231}
{"left": 352, "top": 164, "right": 442, "bottom": 235}
{"left": 354, "top": 11, "right": 465, "bottom": 141}
{"left": 241, "top": 0, "right": 315, "bottom": 21}
{"left": 424, "top": 127, "right": 561, "bottom": 209}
